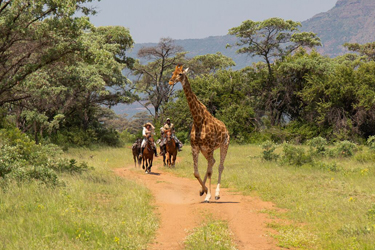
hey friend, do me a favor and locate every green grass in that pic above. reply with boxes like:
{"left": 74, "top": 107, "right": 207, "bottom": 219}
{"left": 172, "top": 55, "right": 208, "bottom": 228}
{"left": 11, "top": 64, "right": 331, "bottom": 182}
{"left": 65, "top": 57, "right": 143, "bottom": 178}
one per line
{"left": 0, "top": 145, "right": 158, "bottom": 249}
{"left": 184, "top": 215, "right": 237, "bottom": 250}
{"left": 166, "top": 144, "right": 375, "bottom": 249}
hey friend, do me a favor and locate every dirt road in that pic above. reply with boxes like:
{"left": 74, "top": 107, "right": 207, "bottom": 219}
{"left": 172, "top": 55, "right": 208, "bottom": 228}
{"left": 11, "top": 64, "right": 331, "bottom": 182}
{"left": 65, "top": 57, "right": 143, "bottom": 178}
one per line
{"left": 115, "top": 157, "right": 281, "bottom": 250}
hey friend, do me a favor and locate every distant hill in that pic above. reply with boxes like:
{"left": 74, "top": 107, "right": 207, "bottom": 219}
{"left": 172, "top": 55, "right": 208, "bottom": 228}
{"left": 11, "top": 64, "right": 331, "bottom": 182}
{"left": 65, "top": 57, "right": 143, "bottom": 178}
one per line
{"left": 127, "top": 35, "right": 254, "bottom": 70}
{"left": 301, "top": 0, "right": 375, "bottom": 56}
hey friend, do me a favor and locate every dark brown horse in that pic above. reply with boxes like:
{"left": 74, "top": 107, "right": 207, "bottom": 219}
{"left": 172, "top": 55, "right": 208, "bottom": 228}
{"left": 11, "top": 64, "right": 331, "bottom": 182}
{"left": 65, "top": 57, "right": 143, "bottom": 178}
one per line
{"left": 132, "top": 138, "right": 142, "bottom": 168}
{"left": 142, "top": 136, "right": 155, "bottom": 173}
{"left": 163, "top": 129, "right": 177, "bottom": 168}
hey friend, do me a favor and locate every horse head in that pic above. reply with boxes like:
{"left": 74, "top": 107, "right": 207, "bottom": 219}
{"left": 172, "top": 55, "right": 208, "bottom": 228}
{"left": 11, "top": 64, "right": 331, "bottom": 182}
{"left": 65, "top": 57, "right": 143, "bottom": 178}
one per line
{"left": 165, "top": 129, "right": 172, "bottom": 142}
{"left": 147, "top": 135, "right": 155, "bottom": 149}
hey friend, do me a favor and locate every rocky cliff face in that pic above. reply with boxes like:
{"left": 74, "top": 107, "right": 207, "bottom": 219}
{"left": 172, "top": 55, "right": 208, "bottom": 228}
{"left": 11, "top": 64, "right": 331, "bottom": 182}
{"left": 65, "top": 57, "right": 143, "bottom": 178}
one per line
{"left": 302, "top": 0, "right": 375, "bottom": 56}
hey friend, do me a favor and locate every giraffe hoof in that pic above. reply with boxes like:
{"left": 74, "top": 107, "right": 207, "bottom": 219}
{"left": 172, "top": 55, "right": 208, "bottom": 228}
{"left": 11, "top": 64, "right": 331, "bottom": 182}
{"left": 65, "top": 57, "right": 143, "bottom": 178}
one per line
{"left": 203, "top": 200, "right": 209, "bottom": 203}
{"left": 215, "top": 196, "right": 220, "bottom": 200}
{"left": 199, "top": 191, "right": 204, "bottom": 196}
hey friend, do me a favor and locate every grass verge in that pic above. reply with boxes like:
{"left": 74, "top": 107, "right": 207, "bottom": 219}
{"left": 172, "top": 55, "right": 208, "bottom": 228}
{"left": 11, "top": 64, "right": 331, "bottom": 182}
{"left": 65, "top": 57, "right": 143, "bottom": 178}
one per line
{"left": 0, "top": 145, "right": 158, "bottom": 249}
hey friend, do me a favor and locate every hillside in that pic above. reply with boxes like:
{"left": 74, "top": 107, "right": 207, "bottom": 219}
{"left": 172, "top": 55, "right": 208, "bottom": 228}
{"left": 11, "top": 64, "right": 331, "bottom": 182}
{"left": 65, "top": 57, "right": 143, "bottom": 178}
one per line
{"left": 128, "top": 0, "right": 375, "bottom": 69}
{"left": 128, "top": 35, "right": 254, "bottom": 70}
{"left": 301, "top": 0, "right": 375, "bottom": 56}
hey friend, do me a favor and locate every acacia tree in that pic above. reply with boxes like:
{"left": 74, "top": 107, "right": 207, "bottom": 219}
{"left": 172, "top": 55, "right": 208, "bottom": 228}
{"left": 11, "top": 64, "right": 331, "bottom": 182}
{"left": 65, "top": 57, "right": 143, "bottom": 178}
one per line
{"left": 228, "top": 18, "right": 321, "bottom": 81}
{"left": 343, "top": 42, "right": 375, "bottom": 61}
{"left": 228, "top": 18, "right": 321, "bottom": 125}
{"left": 131, "top": 38, "right": 187, "bottom": 120}
{"left": 187, "top": 52, "right": 235, "bottom": 77}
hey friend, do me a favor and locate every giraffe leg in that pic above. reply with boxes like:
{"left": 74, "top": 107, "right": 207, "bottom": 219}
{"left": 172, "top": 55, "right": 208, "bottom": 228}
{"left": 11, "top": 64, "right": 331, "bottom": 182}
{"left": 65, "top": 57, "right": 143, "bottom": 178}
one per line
{"left": 201, "top": 150, "right": 215, "bottom": 203}
{"left": 192, "top": 146, "right": 207, "bottom": 196}
{"left": 215, "top": 138, "right": 229, "bottom": 200}
{"left": 205, "top": 152, "right": 215, "bottom": 202}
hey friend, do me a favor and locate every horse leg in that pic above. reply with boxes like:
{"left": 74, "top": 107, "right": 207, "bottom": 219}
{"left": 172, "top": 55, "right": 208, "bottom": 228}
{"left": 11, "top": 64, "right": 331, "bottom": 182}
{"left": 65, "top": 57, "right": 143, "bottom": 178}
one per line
{"left": 172, "top": 152, "right": 176, "bottom": 168}
{"left": 149, "top": 159, "right": 153, "bottom": 173}
{"left": 163, "top": 151, "right": 166, "bottom": 166}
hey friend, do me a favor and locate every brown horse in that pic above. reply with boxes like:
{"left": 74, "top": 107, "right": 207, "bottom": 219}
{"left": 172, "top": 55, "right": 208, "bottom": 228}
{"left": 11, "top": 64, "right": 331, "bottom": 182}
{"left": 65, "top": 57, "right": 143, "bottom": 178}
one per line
{"left": 132, "top": 138, "right": 142, "bottom": 168}
{"left": 142, "top": 136, "right": 155, "bottom": 173}
{"left": 163, "top": 129, "right": 177, "bottom": 168}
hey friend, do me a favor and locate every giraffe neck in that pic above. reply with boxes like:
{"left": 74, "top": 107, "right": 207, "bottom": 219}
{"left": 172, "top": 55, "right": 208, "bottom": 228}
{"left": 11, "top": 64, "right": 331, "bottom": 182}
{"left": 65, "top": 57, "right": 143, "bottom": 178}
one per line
{"left": 181, "top": 75, "right": 206, "bottom": 125}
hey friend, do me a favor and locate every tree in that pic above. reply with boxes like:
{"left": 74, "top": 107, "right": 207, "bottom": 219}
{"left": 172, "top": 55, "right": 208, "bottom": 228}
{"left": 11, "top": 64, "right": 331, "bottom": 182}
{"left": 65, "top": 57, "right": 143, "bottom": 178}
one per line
{"left": 187, "top": 52, "right": 235, "bottom": 77}
{"left": 228, "top": 18, "right": 321, "bottom": 125}
{"left": 131, "top": 38, "right": 187, "bottom": 120}
{"left": 10, "top": 25, "right": 135, "bottom": 144}
{"left": 228, "top": 18, "right": 321, "bottom": 82}
{"left": 0, "top": 0, "right": 95, "bottom": 106}
{"left": 343, "top": 42, "right": 375, "bottom": 61}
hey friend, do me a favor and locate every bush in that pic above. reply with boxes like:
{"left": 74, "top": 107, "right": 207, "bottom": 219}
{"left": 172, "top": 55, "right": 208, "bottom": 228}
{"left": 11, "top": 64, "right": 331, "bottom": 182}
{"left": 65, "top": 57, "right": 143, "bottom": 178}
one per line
{"left": 261, "top": 140, "right": 279, "bottom": 161}
{"left": 306, "top": 136, "right": 328, "bottom": 156}
{"left": 281, "top": 143, "right": 312, "bottom": 166}
{"left": 0, "top": 127, "right": 90, "bottom": 187}
{"left": 119, "top": 129, "right": 138, "bottom": 143}
{"left": 367, "top": 136, "right": 375, "bottom": 151}
{"left": 330, "top": 140, "right": 358, "bottom": 157}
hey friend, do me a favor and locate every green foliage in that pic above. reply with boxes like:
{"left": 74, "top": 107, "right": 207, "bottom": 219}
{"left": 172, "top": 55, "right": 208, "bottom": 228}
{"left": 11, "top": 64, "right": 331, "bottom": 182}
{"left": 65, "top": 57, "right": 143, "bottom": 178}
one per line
{"left": 306, "top": 136, "right": 328, "bottom": 156}
{"left": 344, "top": 42, "right": 375, "bottom": 61}
{"left": 281, "top": 143, "right": 312, "bottom": 166}
{"left": 119, "top": 129, "right": 138, "bottom": 143}
{"left": 188, "top": 52, "right": 236, "bottom": 76}
{"left": 331, "top": 140, "right": 358, "bottom": 157}
{"left": 366, "top": 136, "right": 375, "bottom": 150}
{"left": 0, "top": 127, "right": 90, "bottom": 186}
{"left": 261, "top": 140, "right": 279, "bottom": 161}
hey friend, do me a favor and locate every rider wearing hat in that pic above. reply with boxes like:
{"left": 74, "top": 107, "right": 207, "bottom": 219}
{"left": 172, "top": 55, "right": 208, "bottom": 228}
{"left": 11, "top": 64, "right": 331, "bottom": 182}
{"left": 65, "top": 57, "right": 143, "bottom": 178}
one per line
{"left": 160, "top": 118, "right": 183, "bottom": 155}
{"left": 140, "top": 122, "right": 158, "bottom": 157}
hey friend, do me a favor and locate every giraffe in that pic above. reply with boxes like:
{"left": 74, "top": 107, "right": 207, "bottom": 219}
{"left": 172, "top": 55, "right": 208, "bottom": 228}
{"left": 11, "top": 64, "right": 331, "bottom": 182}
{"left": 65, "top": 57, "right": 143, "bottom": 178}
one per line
{"left": 169, "top": 64, "right": 230, "bottom": 202}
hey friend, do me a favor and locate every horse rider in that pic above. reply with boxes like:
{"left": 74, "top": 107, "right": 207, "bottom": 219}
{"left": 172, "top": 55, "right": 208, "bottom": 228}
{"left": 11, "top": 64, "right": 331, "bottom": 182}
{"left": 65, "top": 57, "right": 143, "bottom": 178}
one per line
{"left": 140, "top": 122, "right": 158, "bottom": 157}
{"left": 160, "top": 118, "right": 183, "bottom": 155}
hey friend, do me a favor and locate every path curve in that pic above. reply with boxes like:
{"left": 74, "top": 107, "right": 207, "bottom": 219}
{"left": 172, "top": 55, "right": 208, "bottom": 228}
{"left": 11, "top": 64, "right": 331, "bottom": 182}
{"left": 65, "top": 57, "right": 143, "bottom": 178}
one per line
{"left": 115, "top": 157, "right": 281, "bottom": 250}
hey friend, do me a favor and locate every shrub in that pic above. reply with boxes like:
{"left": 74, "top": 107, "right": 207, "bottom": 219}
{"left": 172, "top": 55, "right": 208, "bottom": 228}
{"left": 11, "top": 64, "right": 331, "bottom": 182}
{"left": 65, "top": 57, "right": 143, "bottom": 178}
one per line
{"left": 367, "top": 136, "right": 375, "bottom": 151}
{"left": 261, "top": 140, "right": 279, "bottom": 161}
{"left": 330, "top": 140, "right": 358, "bottom": 157}
{"left": 0, "top": 127, "right": 90, "bottom": 187}
{"left": 281, "top": 143, "right": 312, "bottom": 166}
{"left": 306, "top": 137, "right": 328, "bottom": 156}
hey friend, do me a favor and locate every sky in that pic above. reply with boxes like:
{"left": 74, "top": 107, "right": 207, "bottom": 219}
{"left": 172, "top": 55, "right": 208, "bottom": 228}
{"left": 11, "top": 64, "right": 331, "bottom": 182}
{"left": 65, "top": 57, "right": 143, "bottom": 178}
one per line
{"left": 87, "top": 0, "right": 338, "bottom": 44}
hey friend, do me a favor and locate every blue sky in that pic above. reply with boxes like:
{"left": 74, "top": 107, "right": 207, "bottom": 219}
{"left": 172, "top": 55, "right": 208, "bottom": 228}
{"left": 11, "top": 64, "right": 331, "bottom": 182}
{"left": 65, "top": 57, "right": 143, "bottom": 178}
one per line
{"left": 87, "top": 0, "right": 338, "bottom": 43}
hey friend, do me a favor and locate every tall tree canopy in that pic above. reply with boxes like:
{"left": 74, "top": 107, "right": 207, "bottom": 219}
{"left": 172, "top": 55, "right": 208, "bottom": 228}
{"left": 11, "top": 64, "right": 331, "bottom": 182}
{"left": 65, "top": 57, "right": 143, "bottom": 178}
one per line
{"left": 0, "top": 0, "right": 97, "bottom": 106}
{"left": 130, "top": 38, "right": 187, "bottom": 120}
{"left": 228, "top": 17, "right": 321, "bottom": 81}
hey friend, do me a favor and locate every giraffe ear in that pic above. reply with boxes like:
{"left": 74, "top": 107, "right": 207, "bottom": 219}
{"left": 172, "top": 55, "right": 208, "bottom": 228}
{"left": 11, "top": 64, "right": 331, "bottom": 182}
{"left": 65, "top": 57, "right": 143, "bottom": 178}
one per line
{"left": 183, "top": 68, "right": 189, "bottom": 74}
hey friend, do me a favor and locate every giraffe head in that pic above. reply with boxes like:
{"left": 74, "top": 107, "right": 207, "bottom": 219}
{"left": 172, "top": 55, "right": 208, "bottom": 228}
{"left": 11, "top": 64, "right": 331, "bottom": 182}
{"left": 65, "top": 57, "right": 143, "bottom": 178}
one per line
{"left": 169, "top": 64, "right": 189, "bottom": 86}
